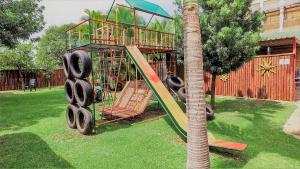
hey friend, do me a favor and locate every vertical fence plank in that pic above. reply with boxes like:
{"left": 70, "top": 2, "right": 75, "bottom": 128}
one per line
{"left": 0, "top": 69, "right": 65, "bottom": 91}
{"left": 196, "top": 54, "right": 296, "bottom": 101}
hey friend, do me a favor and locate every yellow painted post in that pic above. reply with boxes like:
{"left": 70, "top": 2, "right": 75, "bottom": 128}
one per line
{"left": 122, "top": 28, "right": 125, "bottom": 45}
{"left": 101, "top": 22, "right": 104, "bottom": 44}
{"left": 68, "top": 30, "right": 72, "bottom": 49}
{"left": 116, "top": 5, "right": 119, "bottom": 45}
{"left": 156, "top": 31, "right": 158, "bottom": 48}
{"left": 161, "top": 33, "right": 163, "bottom": 49}
{"left": 172, "top": 34, "right": 175, "bottom": 49}
{"left": 135, "top": 66, "right": 138, "bottom": 105}
{"left": 78, "top": 31, "right": 81, "bottom": 41}
{"left": 92, "top": 21, "right": 95, "bottom": 43}
{"left": 106, "top": 23, "right": 109, "bottom": 45}
{"left": 111, "top": 25, "right": 114, "bottom": 45}
{"left": 150, "top": 30, "right": 152, "bottom": 47}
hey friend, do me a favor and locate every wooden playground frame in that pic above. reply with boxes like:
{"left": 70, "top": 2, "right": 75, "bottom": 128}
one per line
{"left": 64, "top": 1, "right": 248, "bottom": 152}
{"left": 64, "top": 2, "right": 177, "bottom": 128}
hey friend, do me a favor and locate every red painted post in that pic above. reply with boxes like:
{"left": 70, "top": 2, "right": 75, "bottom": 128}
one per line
{"left": 293, "top": 38, "right": 297, "bottom": 100}
{"left": 293, "top": 37, "right": 297, "bottom": 54}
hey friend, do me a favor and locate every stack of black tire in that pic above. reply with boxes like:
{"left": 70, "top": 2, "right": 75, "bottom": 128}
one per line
{"left": 63, "top": 50, "right": 94, "bottom": 135}
{"left": 166, "top": 75, "right": 214, "bottom": 121}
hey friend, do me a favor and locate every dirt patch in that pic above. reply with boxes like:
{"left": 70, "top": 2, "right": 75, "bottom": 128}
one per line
{"left": 283, "top": 102, "right": 300, "bottom": 140}
{"left": 52, "top": 134, "right": 61, "bottom": 141}
{"left": 52, "top": 129, "right": 86, "bottom": 141}
{"left": 211, "top": 149, "right": 246, "bottom": 162}
{"left": 135, "top": 110, "right": 166, "bottom": 123}
{"left": 176, "top": 136, "right": 186, "bottom": 145}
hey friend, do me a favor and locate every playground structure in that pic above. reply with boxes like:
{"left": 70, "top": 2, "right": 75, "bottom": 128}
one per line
{"left": 63, "top": 0, "right": 247, "bottom": 152}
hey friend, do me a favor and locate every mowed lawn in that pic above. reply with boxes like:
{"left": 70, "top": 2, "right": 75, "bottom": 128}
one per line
{"left": 0, "top": 87, "right": 300, "bottom": 169}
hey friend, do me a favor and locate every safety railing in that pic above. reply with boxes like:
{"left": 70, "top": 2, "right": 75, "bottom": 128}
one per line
{"left": 65, "top": 19, "right": 175, "bottom": 51}
{"left": 136, "top": 26, "right": 175, "bottom": 50}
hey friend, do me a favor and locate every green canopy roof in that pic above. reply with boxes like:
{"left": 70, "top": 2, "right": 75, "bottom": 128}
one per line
{"left": 261, "top": 28, "right": 300, "bottom": 41}
{"left": 125, "top": 0, "right": 172, "bottom": 19}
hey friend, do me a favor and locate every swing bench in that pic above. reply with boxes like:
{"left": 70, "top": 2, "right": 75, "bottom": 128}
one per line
{"left": 102, "top": 80, "right": 153, "bottom": 119}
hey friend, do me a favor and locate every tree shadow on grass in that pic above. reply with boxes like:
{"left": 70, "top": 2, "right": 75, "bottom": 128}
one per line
{"left": 0, "top": 89, "right": 66, "bottom": 132}
{"left": 209, "top": 99, "right": 300, "bottom": 168}
{"left": 0, "top": 132, "right": 73, "bottom": 168}
{"left": 95, "top": 122, "right": 132, "bottom": 134}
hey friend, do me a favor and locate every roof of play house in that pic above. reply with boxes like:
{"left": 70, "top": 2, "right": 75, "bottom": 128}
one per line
{"left": 261, "top": 27, "right": 300, "bottom": 41}
{"left": 125, "top": 0, "right": 171, "bottom": 19}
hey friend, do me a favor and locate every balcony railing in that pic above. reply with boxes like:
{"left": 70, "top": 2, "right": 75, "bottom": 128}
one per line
{"left": 65, "top": 19, "right": 175, "bottom": 51}
{"left": 136, "top": 26, "right": 175, "bottom": 50}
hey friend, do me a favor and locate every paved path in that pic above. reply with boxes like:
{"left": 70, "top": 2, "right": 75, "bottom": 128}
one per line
{"left": 283, "top": 102, "right": 300, "bottom": 139}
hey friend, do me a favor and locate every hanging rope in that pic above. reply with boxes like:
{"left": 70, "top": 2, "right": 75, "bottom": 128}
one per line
{"left": 99, "top": 49, "right": 104, "bottom": 106}
{"left": 113, "top": 49, "right": 124, "bottom": 100}
{"left": 102, "top": 49, "right": 109, "bottom": 111}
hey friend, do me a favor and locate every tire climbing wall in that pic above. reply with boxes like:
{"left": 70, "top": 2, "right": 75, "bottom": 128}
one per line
{"left": 63, "top": 50, "right": 95, "bottom": 135}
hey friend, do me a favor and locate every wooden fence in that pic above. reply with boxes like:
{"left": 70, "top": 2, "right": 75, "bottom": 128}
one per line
{"left": 0, "top": 69, "right": 65, "bottom": 91}
{"left": 178, "top": 53, "right": 296, "bottom": 101}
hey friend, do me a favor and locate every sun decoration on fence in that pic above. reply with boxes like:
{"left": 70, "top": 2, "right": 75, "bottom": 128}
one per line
{"left": 257, "top": 60, "right": 276, "bottom": 76}
{"left": 220, "top": 74, "right": 229, "bottom": 82}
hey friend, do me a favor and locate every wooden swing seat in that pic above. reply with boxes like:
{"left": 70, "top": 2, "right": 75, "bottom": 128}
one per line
{"left": 102, "top": 80, "right": 153, "bottom": 119}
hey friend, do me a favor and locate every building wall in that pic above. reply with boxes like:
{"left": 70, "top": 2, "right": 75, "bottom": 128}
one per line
{"left": 284, "top": 5, "right": 300, "bottom": 28}
{"left": 264, "top": 10, "right": 281, "bottom": 32}
{"left": 252, "top": 0, "right": 300, "bottom": 32}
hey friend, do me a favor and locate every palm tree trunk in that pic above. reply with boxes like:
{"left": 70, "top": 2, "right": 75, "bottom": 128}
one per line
{"left": 183, "top": 0, "right": 210, "bottom": 168}
{"left": 210, "top": 74, "right": 217, "bottom": 110}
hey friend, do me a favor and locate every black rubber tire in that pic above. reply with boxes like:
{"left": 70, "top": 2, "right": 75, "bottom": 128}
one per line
{"left": 74, "top": 79, "right": 93, "bottom": 107}
{"left": 69, "top": 50, "right": 92, "bottom": 79}
{"left": 166, "top": 76, "right": 184, "bottom": 91}
{"left": 62, "top": 53, "right": 73, "bottom": 78}
{"left": 206, "top": 105, "right": 214, "bottom": 121}
{"left": 76, "top": 107, "right": 94, "bottom": 135}
{"left": 177, "top": 87, "right": 186, "bottom": 103}
{"left": 66, "top": 104, "right": 79, "bottom": 129}
{"left": 64, "top": 79, "right": 76, "bottom": 104}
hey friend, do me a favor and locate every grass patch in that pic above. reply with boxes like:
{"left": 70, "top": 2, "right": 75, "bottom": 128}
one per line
{"left": 0, "top": 88, "right": 300, "bottom": 168}
{"left": 208, "top": 97, "right": 300, "bottom": 168}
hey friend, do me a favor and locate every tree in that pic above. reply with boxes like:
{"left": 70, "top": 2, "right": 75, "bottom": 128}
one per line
{"left": 81, "top": 9, "right": 105, "bottom": 20}
{"left": 78, "top": 9, "right": 106, "bottom": 42}
{"left": 148, "top": 19, "right": 175, "bottom": 81}
{"left": 36, "top": 24, "right": 72, "bottom": 88}
{"left": 149, "top": 19, "right": 173, "bottom": 32}
{"left": 174, "top": 0, "right": 184, "bottom": 62}
{"left": 108, "top": 7, "right": 145, "bottom": 26}
{"left": 35, "top": 48, "right": 58, "bottom": 89}
{"left": 183, "top": 0, "right": 210, "bottom": 168}
{"left": 0, "top": 0, "right": 45, "bottom": 48}
{"left": 200, "top": 0, "right": 264, "bottom": 109}
{"left": 37, "top": 24, "right": 73, "bottom": 65}
{"left": 0, "top": 43, "right": 35, "bottom": 88}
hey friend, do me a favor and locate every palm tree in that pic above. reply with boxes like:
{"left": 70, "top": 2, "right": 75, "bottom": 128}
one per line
{"left": 148, "top": 19, "right": 174, "bottom": 32}
{"left": 109, "top": 7, "right": 145, "bottom": 26}
{"left": 183, "top": 0, "right": 210, "bottom": 168}
{"left": 81, "top": 9, "right": 105, "bottom": 20}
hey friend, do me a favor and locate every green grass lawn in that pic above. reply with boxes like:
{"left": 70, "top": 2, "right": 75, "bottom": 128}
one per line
{"left": 0, "top": 87, "right": 300, "bottom": 169}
